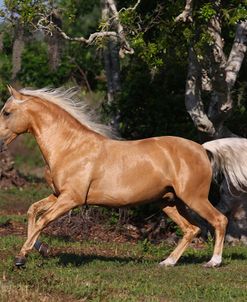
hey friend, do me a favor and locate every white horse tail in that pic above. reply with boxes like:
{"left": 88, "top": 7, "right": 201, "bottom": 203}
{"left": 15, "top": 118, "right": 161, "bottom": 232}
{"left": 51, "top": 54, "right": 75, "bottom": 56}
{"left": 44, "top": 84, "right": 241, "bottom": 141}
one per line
{"left": 203, "top": 137, "right": 247, "bottom": 192}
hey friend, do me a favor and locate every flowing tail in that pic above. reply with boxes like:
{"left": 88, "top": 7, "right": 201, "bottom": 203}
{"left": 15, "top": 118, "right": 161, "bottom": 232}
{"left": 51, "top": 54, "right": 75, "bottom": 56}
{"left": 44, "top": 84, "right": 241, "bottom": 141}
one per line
{"left": 203, "top": 137, "right": 247, "bottom": 192}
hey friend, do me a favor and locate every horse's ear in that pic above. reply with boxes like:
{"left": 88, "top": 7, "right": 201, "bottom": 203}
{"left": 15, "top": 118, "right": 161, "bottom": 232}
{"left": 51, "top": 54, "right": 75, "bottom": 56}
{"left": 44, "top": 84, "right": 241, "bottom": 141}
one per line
{"left": 7, "top": 85, "right": 22, "bottom": 100}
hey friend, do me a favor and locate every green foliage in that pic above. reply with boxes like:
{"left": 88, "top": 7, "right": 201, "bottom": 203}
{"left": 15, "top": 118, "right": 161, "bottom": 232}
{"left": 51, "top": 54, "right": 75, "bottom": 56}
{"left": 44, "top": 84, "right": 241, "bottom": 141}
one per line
{"left": 0, "top": 26, "right": 12, "bottom": 103}
{"left": 198, "top": 3, "right": 216, "bottom": 22}
{"left": 111, "top": 54, "right": 196, "bottom": 139}
{"left": 4, "top": 0, "right": 47, "bottom": 23}
{"left": 182, "top": 27, "right": 193, "bottom": 43}
{"left": 58, "top": 0, "right": 101, "bottom": 35}
{"left": 223, "top": 2, "right": 247, "bottom": 25}
{"left": 0, "top": 0, "right": 247, "bottom": 140}
{"left": 58, "top": 0, "right": 78, "bottom": 24}
{"left": 0, "top": 53, "right": 11, "bottom": 104}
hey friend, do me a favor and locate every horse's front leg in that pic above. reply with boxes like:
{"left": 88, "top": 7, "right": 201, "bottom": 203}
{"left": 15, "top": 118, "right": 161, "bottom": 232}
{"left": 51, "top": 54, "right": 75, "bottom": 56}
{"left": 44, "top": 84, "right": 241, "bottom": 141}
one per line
{"left": 15, "top": 191, "right": 81, "bottom": 266}
{"left": 26, "top": 194, "right": 57, "bottom": 260}
{"left": 22, "top": 167, "right": 58, "bottom": 261}
{"left": 27, "top": 194, "right": 57, "bottom": 238}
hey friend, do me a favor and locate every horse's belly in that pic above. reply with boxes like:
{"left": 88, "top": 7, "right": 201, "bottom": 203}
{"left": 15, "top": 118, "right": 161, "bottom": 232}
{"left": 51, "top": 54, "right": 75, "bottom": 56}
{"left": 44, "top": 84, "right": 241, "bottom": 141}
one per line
{"left": 87, "top": 177, "right": 167, "bottom": 207}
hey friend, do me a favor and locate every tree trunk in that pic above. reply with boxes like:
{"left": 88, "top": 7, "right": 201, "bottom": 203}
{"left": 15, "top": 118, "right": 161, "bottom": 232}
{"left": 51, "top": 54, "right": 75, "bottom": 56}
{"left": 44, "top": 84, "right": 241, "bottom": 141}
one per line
{"left": 101, "top": 0, "right": 121, "bottom": 132}
{"left": 46, "top": 11, "right": 62, "bottom": 71}
{"left": 12, "top": 23, "right": 25, "bottom": 80}
{"left": 103, "top": 37, "right": 121, "bottom": 104}
{"left": 101, "top": 0, "right": 121, "bottom": 104}
{"left": 177, "top": 0, "right": 247, "bottom": 242}
{"left": 46, "top": 33, "right": 61, "bottom": 71}
{"left": 0, "top": 32, "right": 3, "bottom": 52}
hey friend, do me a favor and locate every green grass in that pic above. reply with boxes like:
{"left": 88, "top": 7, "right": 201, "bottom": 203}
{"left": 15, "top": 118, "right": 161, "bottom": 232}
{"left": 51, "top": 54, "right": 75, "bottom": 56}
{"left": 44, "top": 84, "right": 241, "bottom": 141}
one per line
{"left": 0, "top": 184, "right": 51, "bottom": 214}
{"left": 1, "top": 185, "right": 247, "bottom": 301}
{"left": 1, "top": 233, "right": 247, "bottom": 301}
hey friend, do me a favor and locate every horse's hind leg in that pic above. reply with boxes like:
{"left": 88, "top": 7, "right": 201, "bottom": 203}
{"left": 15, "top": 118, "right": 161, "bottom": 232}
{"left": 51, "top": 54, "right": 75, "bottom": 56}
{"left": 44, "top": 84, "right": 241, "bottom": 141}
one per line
{"left": 159, "top": 201, "right": 200, "bottom": 267}
{"left": 183, "top": 196, "right": 228, "bottom": 267}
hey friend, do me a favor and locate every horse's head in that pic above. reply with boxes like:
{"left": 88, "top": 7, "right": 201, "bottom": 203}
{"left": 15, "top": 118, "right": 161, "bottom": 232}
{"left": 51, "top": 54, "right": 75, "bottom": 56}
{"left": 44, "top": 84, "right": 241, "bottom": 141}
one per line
{"left": 0, "top": 86, "right": 30, "bottom": 151}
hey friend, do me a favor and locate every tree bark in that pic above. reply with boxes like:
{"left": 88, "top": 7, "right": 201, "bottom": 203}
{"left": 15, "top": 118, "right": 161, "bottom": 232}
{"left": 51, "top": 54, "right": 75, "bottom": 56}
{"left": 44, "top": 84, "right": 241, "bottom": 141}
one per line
{"left": 12, "top": 23, "right": 25, "bottom": 80}
{"left": 46, "top": 11, "right": 62, "bottom": 71}
{"left": 101, "top": 0, "right": 121, "bottom": 105}
{"left": 185, "top": 22, "right": 247, "bottom": 138}
{"left": 226, "top": 21, "right": 247, "bottom": 88}
{"left": 185, "top": 47, "right": 216, "bottom": 136}
{"left": 175, "top": 0, "right": 193, "bottom": 23}
{"left": 103, "top": 38, "right": 121, "bottom": 104}
{"left": 0, "top": 32, "right": 3, "bottom": 52}
{"left": 101, "top": 0, "right": 121, "bottom": 137}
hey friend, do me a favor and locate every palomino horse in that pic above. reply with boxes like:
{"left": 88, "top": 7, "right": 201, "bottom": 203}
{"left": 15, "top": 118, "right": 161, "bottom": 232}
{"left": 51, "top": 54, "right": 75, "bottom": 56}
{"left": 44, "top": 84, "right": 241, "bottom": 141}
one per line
{"left": 0, "top": 86, "right": 247, "bottom": 268}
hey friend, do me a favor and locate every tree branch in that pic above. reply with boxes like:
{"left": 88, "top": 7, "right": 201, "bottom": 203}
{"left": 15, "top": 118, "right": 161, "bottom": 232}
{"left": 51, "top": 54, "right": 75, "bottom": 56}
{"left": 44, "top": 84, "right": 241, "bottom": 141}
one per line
{"left": 226, "top": 20, "right": 247, "bottom": 88}
{"left": 208, "top": 13, "right": 227, "bottom": 67}
{"left": 207, "top": 19, "right": 247, "bottom": 123}
{"left": 175, "top": 0, "right": 193, "bottom": 23}
{"left": 36, "top": 0, "right": 136, "bottom": 59}
{"left": 51, "top": 24, "right": 118, "bottom": 44}
{"left": 106, "top": 0, "right": 134, "bottom": 58}
{"left": 185, "top": 47, "right": 216, "bottom": 135}
{"left": 206, "top": 6, "right": 233, "bottom": 127}
{"left": 121, "top": 0, "right": 141, "bottom": 12}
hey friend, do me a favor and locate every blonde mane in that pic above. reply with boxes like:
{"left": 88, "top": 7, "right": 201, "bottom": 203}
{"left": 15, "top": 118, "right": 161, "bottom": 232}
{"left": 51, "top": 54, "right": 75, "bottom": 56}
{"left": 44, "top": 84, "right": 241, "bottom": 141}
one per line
{"left": 18, "top": 87, "right": 115, "bottom": 138}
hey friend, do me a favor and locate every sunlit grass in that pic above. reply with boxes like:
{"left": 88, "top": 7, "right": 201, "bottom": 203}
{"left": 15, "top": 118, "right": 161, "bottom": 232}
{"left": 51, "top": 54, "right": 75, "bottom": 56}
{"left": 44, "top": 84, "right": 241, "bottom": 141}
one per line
{"left": 1, "top": 233, "right": 247, "bottom": 302}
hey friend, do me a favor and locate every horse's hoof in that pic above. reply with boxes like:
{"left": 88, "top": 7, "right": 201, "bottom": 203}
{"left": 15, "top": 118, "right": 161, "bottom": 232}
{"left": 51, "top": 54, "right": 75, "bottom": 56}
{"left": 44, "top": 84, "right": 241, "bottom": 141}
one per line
{"left": 203, "top": 261, "right": 221, "bottom": 268}
{"left": 15, "top": 255, "right": 26, "bottom": 267}
{"left": 158, "top": 258, "right": 176, "bottom": 267}
{"left": 34, "top": 240, "right": 50, "bottom": 257}
{"left": 39, "top": 243, "right": 50, "bottom": 257}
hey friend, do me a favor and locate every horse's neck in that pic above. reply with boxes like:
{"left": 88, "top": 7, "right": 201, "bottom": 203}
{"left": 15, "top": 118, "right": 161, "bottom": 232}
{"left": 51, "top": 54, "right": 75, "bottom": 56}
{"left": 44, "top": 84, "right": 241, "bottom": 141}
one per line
{"left": 29, "top": 103, "right": 101, "bottom": 168}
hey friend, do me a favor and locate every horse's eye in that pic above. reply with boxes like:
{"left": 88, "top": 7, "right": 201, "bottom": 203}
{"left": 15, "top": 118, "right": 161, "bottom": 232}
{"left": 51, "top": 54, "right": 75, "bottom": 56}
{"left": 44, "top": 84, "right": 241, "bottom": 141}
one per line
{"left": 3, "top": 111, "right": 11, "bottom": 117}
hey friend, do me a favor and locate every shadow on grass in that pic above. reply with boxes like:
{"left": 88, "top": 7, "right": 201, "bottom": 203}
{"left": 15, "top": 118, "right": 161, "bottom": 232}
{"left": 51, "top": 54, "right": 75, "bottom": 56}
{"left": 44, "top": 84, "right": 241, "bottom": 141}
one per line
{"left": 51, "top": 250, "right": 247, "bottom": 268}
{"left": 56, "top": 253, "right": 145, "bottom": 267}
{"left": 179, "top": 252, "right": 247, "bottom": 266}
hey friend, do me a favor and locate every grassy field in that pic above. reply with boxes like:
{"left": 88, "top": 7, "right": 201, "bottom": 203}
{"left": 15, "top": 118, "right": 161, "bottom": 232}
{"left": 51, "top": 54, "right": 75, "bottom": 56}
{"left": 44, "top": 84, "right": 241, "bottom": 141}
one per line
{"left": 1, "top": 185, "right": 247, "bottom": 302}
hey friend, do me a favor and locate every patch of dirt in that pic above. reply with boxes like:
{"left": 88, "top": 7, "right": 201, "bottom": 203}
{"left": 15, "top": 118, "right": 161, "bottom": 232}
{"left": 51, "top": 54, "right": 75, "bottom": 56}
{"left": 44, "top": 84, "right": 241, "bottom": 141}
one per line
{"left": 0, "top": 216, "right": 141, "bottom": 245}
{"left": 44, "top": 216, "right": 137, "bottom": 244}
{"left": 0, "top": 212, "right": 206, "bottom": 252}
{"left": 0, "top": 210, "right": 173, "bottom": 244}
{"left": 41, "top": 208, "right": 178, "bottom": 244}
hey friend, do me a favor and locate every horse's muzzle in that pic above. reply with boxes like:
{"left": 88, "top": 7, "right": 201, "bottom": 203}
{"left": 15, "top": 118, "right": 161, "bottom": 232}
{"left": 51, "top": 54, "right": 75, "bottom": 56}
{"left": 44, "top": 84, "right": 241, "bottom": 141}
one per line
{"left": 0, "top": 139, "right": 7, "bottom": 152}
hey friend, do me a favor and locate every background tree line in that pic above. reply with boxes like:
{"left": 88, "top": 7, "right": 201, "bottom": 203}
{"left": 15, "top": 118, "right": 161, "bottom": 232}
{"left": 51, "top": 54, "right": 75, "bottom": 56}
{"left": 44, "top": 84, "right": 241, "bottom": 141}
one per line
{"left": 0, "top": 0, "right": 246, "bottom": 140}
